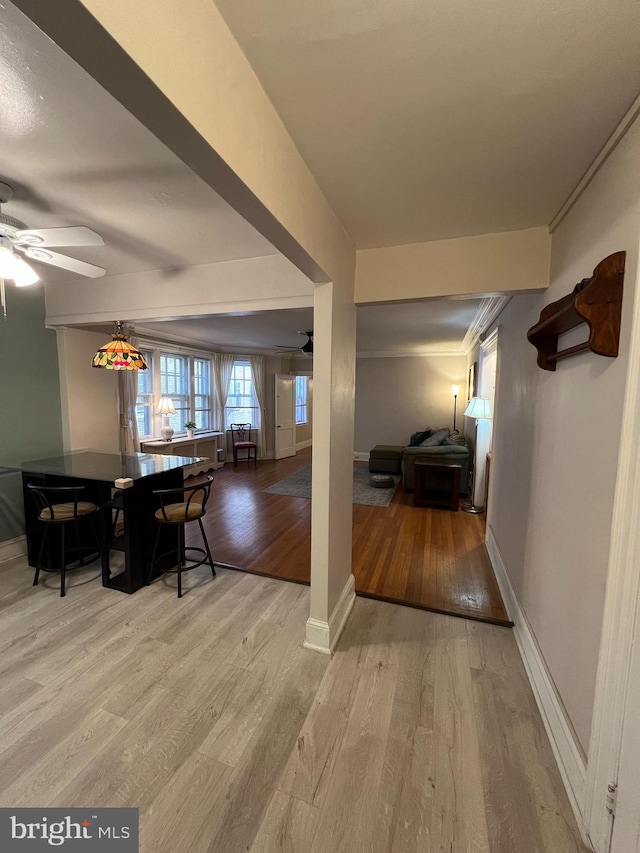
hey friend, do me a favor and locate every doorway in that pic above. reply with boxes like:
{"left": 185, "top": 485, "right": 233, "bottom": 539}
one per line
{"left": 473, "top": 329, "right": 499, "bottom": 510}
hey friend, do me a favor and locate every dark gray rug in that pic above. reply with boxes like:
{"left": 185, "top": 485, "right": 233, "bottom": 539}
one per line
{"left": 263, "top": 464, "right": 400, "bottom": 507}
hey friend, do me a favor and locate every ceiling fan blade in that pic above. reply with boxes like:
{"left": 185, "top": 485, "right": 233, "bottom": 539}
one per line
{"left": 14, "top": 226, "right": 104, "bottom": 248}
{"left": 19, "top": 246, "right": 106, "bottom": 278}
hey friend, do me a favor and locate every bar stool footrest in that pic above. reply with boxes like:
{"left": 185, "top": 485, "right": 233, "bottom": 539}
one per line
{"left": 153, "top": 546, "right": 211, "bottom": 573}
{"left": 41, "top": 545, "right": 101, "bottom": 572}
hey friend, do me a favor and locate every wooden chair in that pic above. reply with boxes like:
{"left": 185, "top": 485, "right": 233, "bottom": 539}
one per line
{"left": 27, "top": 483, "right": 102, "bottom": 597}
{"left": 230, "top": 423, "right": 257, "bottom": 467}
{"left": 147, "top": 475, "right": 220, "bottom": 598}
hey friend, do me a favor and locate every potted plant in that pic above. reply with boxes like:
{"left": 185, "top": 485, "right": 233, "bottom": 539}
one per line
{"left": 184, "top": 421, "right": 197, "bottom": 439}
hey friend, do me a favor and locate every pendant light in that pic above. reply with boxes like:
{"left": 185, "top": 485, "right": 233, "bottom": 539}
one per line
{"left": 92, "top": 321, "right": 148, "bottom": 370}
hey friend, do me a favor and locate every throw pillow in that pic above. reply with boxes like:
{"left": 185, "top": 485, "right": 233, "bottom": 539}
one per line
{"left": 419, "top": 427, "right": 450, "bottom": 447}
{"left": 408, "top": 429, "right": 431, "bottom": 447}
{"left": 444, "top": 434, "right": 466, "bottom": 446}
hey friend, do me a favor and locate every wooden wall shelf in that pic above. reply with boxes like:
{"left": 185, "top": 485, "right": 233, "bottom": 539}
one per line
{"left": 527, "top": 251, "right": 625, "bottom": 371}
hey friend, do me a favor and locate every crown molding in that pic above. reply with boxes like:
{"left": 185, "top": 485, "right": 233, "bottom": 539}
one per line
{"left": 461, "top": 296, "right": 510, "bottom": 354}
{"left": 356, "top": 349, "right": 465, "bottom": 359}
{"left": 549, "top": 92, "right": 640, "bottom": 233}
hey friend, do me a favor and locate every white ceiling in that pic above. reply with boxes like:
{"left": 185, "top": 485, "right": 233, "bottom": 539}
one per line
{"left": 134, "top": 309, "right": 316, "bottom": 354}
{"left": 213, "top": 0, "right": 640, "bottom": 248}
{"left": 127, "top": 298, "right": 484, "bottom": 356}
{"left": 0, "top": 1, "right": 279, "bottom": 282}
{"left": 0, "top": 1, "right": 497, "bottom": 354}
{"left": 7, "top": 0, "right": 629, "bottom": 355}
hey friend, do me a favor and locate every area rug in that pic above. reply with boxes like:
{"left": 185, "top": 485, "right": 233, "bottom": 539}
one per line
{"left": 263, "top": 465, "right": 400, "bottom": 507}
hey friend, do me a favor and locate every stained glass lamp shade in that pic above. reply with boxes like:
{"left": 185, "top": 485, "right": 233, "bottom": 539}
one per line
{"left": 92, "top": 323, "right": 148, "bottom": 370}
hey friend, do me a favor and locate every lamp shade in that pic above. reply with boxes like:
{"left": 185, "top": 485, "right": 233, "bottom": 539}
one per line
{"left": 156, "top": 396, "right": 176, "bottom": 416}
{"left": 464, "top": 396, "right": 492, "bottom": 420}
{"left": 92, "top": 322, "right": 148, "bottom": 370}
{"left": 452, "top": 384, "right": 461, "bottom": 396}
{"left": 0, "top": 243, "right": 39, "bottom": 286}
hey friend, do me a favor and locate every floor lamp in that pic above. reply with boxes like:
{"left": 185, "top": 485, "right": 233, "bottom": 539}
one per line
{"left": 462, "top": 396, "right": 492, "bottom": 514}
{"left": 452, "top": 384, "right": 460, "bottom": 432}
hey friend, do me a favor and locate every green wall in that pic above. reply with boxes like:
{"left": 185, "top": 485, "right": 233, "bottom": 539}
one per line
{"left": 0, "top": 284, "right": 64, "bottom": 542}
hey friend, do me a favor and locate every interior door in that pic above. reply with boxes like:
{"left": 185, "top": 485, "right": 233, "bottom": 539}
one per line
{"left": 275, "top": 374, "right": 296, "bottom": 459}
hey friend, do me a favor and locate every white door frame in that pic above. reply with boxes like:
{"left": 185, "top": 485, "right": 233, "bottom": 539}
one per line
{"left": 584, "top": 244, "right": 640, "bottom": 852}
{"left": 475, "top": 328, "right": 499, "bottom": 509}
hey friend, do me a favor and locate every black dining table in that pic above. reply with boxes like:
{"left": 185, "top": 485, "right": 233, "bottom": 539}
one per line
{"left": 18, "top": 450, "right": 205, "bottom": 594}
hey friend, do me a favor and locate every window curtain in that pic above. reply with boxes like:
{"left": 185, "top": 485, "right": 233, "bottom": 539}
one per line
{"left": 249, "top": 355, "right": 266, "bottom": 458}
{"left": 117, "top": 371, "right": 140, "bottom": 453}
{"left": 212, "top": 353, "right": 236, "bottom": 432}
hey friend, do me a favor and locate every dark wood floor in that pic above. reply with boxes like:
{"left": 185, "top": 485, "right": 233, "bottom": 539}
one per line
{"left": 194, "top": 448, "right": 510, "bottom": 626}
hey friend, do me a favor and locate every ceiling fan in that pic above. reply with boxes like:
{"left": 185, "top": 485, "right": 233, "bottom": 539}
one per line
{"left": 275, "top": 329, "right": 314, "bottom": 356}
{"left": 0, "top": 180, "right": 106, "bottom": 290}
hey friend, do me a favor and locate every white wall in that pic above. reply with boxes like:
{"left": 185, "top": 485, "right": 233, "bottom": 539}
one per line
{"left": 356, "top": 227, "right": 550, "bottom": 303}
{"left": 45, "top": 255, "right": 313, "bottom": 327}
{"left": 354, "top": 355, "right": 467, "bottom": 452}
{"left": 57, "top": 328, "right": 119, "bottom": 453}
{"left": 487, "top": 114, "right": 640, "bottom": 756}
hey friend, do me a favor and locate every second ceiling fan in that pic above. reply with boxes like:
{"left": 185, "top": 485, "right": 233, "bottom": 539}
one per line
{"left": 275, "top": 329, "right": 313, "bottom": 356}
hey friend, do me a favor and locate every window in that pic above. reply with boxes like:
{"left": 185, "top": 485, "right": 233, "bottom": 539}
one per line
{"left": 225, "top": 360, "right": 258, "bottom": 429}
{"left": 160, "top": 353, "right": 190, "bottom": 434}
{"left": 135, "top": 351, "right": 154, "bottom": 438}
{"left": 295, "top": 375, "right": 308, "bottom": 425}
{"left": 193, "top": 357, "right": 211, "bottom": 431}
{"left": 135, "top": 346, "right": 215, "bottom": 438}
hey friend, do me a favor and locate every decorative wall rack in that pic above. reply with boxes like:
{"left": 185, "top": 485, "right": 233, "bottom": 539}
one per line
{"left": 527, "top": 251, "right": 625, "bottom": 371}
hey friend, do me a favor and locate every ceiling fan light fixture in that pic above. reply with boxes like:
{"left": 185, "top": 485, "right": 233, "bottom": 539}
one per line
{"left": 12, "top": 257, "right": 40, "bottom": 287}
{"left": 0, "top": 242, "right": 39, "bottom": 286}
{"left": 0, "top": 242, "right": 19, "bottom": 277}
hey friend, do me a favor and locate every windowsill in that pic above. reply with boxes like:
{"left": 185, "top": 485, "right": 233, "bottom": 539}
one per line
{"left": 142, "top": 431, "right": 223, "bottom": 445}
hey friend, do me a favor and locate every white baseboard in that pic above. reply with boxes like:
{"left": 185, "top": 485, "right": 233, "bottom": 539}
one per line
{"left": 304, "top": 573, "right": 356, "bottom": 655}
{"left": 0, "top": 535, "right": 26, "bottom": 563}
{"left": 296, "top": 439, "right": 312, "bottom": 451}
{"left": 353, "top": 451, "right": 370, "bottom": 461}
{"left": 485, "top": 525, "right": 588, "bottom": 838}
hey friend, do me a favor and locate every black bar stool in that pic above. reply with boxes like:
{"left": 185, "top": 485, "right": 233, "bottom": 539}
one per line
{"left": 147, "top": 475, "right": 219, "bottom": 597}
{"left": 27, "top": 483, "right": 102, "bottom": 597}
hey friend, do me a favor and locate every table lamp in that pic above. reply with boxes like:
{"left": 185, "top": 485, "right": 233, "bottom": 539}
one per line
{"left": 463, "top": 396, "right": 492, "bottom": 513}
{"left": 156, "top": 396, "right": 176, "bottom": 442}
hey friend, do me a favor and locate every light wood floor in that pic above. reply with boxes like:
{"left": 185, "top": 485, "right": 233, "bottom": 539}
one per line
{"left": 0, "top": 555, "right": 586, "bottom": 852}
{"left": 197, "top": 449, "right": 510, "bottom": 625}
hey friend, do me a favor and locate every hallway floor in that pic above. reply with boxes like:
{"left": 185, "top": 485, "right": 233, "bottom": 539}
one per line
{"left": 0, "top": 557, "right": 585, "bottom": 852}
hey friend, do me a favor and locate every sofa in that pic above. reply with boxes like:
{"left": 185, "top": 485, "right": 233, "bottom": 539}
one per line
{"left": 401, "top": 427, "right": 470, "bottom": 494}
